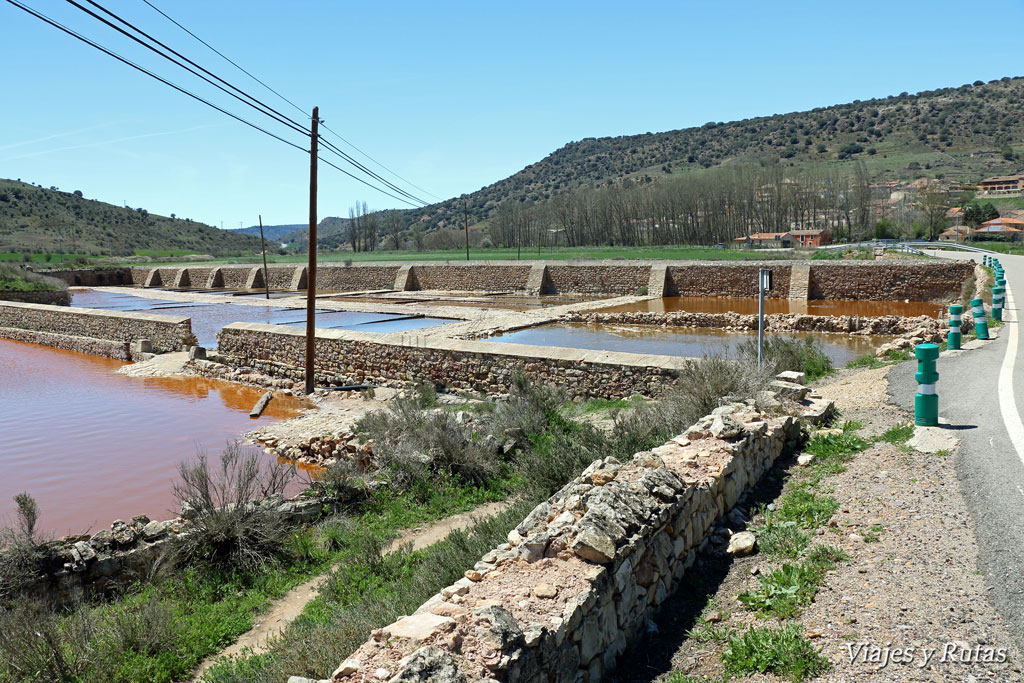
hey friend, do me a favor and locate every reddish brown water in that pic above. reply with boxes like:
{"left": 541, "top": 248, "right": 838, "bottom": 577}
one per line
{"left": 0, "top": 339, "right": 307, "bottom": 536}
{"left": 599, "top": 296, "right": 943, "bottom": 318}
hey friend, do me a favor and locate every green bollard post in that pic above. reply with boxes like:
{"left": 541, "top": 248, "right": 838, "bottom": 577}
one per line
{"left": 971, "top": 297, "right": 989, "bottom": 340}
{"left": 948, "top": 304, "right": 963, "bottom": 350}
{"left": 914, "top": 343, "right": 939, "bottom": 427}
{"left": 993, "top": 286, "right": 1005, "bottom": 322}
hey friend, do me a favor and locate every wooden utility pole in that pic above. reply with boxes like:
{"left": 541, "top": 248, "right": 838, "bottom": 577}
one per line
{"left": 258, "top": 214, "right": 270, "bottom": 300}
{"left": 305, "top": 106, "right": 319, "bottom": 396}
{"left": 463, "top": 196, "right": 470, "bottom": 261}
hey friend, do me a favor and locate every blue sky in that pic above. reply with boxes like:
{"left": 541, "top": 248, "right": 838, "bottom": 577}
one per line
{"left": 2, "top": 0, "right": 1023, "bottom": 230}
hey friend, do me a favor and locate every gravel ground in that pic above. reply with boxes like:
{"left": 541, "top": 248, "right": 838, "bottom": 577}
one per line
{"left": 614, "top": 364, "right": 1023, "bottom": 683}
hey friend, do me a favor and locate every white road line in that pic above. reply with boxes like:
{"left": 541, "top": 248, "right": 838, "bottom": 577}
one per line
{"left": 997, "top": 281, "right": 1024, "bottom": 468}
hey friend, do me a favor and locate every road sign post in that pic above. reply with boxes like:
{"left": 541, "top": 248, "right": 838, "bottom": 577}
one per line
{"left": 757, "top": 268, "right": 771, "bottom": 367}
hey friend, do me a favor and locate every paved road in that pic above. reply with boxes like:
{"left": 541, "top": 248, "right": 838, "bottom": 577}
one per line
{"left": 890, "top": 249, "right": 1024, "bottom": 652}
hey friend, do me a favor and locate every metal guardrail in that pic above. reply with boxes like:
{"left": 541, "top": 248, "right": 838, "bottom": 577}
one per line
{"left": 821, "top": 240, "right": 999, "bottom": 256}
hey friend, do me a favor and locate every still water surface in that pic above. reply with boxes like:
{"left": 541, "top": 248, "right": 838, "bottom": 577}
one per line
{"left": 487, "top": 323, "right": 887, "bottom": 364}
{"left": 71, "top": 289, "right": 451, "bottom": 347}
{"left": 0, "top": 339, "right": 307, "bottom": 536}
{"left": 599, "top": 296, "right": 943, "bottom": 317}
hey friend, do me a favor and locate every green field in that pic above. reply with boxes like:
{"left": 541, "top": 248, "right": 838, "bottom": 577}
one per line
{"left": 140, "top": 244, "right": 801, "bottom": 266}
{"left": 0, "top": 252, "right": 92, "bottom": 264}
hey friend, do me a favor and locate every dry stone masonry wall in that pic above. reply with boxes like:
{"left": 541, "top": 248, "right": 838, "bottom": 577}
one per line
{"left": 807, "top": 261, "right": 974, "bottom": 301}
{"left": 0, "top": 301, "right": 196, "bottom": 354}
{"left": 121, "top": 260, "right": 973, "bottom": 300}
{"left": 325, "top": 384, "right": 834, "bottom": 683}
{"left": 413, "top": 265, "right": 532, "bottom": 292}
{"left": 667, "top": 264, "right": 793, "bottom": 298}
{"left": 216, "top": 323, "right": 686, "bottom": 399}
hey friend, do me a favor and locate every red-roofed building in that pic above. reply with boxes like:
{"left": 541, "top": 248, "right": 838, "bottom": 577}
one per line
{"left": 734, "top": 232, "right": 793, "bottom": 248}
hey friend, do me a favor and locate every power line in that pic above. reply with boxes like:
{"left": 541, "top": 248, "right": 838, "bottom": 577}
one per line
{"left": 4, "top": 0, "right": 307, "bottom": 154}
{"left": 141, "top": 0, "right": 442, "bottom": 203}
{"left": 7, "top": 0, "right": 428, "bottom": 206}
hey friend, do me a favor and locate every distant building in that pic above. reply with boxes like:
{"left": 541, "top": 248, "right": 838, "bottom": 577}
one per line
{"left": 938, "top": 225, "right": 970, "bottom": 242}
{"left": 787, "top": 229, "right": 831, "bottom": 248}
{"left": 977, "top": 174, "right": 1024, "bottom": 195}
{"left": 734, "top": 232, "right": 793, "bottom": 248}
{"left": 975, "top": 218, "right": 1024, "bottom": 240}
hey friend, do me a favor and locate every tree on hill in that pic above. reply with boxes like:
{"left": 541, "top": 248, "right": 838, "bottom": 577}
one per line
{"left": 914, "top": 186, "right": 949, "bottom": 240}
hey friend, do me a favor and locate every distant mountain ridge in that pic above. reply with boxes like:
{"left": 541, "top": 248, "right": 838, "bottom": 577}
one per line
{"left": 231, "top": 223, "right": 306, "bottom": 242}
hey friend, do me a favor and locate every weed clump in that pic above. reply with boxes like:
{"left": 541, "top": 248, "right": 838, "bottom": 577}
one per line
{"left": 722, "top": 623, "right": 830, "bottom": 681}
{"left": 739, "top": 335, "right": 833, "bottom": 381}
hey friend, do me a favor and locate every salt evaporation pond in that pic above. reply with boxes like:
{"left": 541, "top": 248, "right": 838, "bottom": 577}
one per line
{"left": 486, "top": 323, "right": 887, "bottom": 364}
{"left": 0, "top": 338, "right": 308, "bottom": 536}
{"left": 599, "top": 296, "right": 943, "bottom": 318}
{"left": 71, "top": 288, "right": 452, "bottom": 348}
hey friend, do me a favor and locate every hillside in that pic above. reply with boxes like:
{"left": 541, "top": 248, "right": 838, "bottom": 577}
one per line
{"left": 0, "top": 179, "right": 261, "bottom": 257}
{"left": 371, "top": 76, "right": 1024, "bottom": 235}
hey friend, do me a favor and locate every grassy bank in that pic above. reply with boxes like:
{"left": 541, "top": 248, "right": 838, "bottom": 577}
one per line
{"left": 0, "top": 263, "right": 67, "bottom": 292}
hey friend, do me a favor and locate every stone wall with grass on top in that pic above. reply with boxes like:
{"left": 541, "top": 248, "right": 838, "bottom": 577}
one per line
{"left": 216, "top": 322, "right": 688, "bottom": 399}
{"left": 0, "top": 289, "right": 71, "bottom": 306}
{"left": 0, "top": 301, "right": 196, "bottom": 353}
{"left": 324, "top": 384, "right": 834, "bottom": 682}
{"left": 37, "top": 267, "right": 133, "bottom": 287}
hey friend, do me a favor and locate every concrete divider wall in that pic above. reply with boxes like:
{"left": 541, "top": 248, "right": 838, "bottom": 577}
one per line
{"left": 413, "top": 264, "right": 532, "bottom": 292}
{"left": 327, "top": 395, "right": 833, "bottom": 682}
{"left": 216, "top": 322, "right": 686, "bottom": 399}
{"left": 546, "top": 265, "right": 650, "bottom": 295}
{"left": 0, "top": 301, "right": 196, "bottom": 353}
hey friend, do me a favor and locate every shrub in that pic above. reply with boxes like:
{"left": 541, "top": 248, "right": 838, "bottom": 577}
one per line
{"left": 171, "top": 444, "right": 294, "bottom": 572}
{"left": 0, "top": 597, "right": 97, "bottom": 682}
{"left": 0, "top": 492, "right": 46, "bottom": 601}
{"left": 738, "top": 335, "right": 833, "bottom": 381}
{"left": 358, "top": 396, "right": 500, "bottom": 490}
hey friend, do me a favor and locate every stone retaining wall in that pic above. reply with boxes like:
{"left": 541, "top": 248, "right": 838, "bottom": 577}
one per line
{"left": 0, "top": 301, "right": 196, "bottom": 353}
{"left": 0, "top": 289, "right": 70, "bottom": 306}
{"left": 326, "top": 387, "right": 834, "bottom": 682}
{"left": 38, "top": 267, "right": 133, "bottom": 287}
{"left": 807, "top": 261, "right": 974, "bottom": 301}
{"left": 0, "top": 328, "right": 129, "bottom": 359}
{"left": 546, "top": 265, "right": 650, "bottom": 295}
{"left": 26, "top": 493, "right": 336, "bottom": 604}
{"left": 413, "top": 265, "right": 531, "bottom": 292}
{"left": 667, "top": 264, "right": 793, "bottom": 298}
{"left": 216, "top": 323, "right": 687, "bottom": 399}
{"left": 119, "top": 260, "right": 973, "bottom": 300}
{"left": 318, "top": 265, "right": 401, "bottom": 291}
{"left": 560, "top": 310, "right": 942, "bottom": 336}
